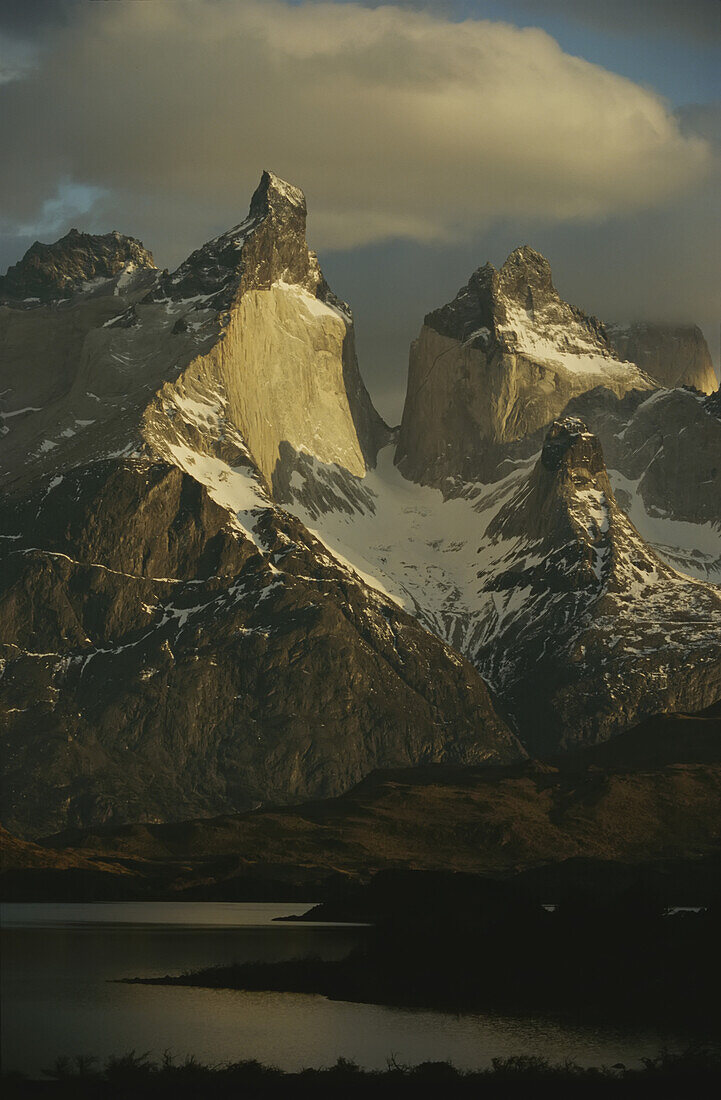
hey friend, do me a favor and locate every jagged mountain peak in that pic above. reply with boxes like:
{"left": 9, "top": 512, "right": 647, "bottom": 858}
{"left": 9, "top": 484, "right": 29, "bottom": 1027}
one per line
{"left": 397, "top": 244, "right": 653, "bottom": 487}
{"left": 471, "top": 413, "right": 721, "bottom": 751}
{"left": 150, "top": 170, "right": 327, "bottom": 314}
{"left": 541, "top": 417, "right": 606, "bottom": 477}
{"left": 487, "top": 416, "right": 613, "bottom": 550}
{"left": 2, "top": 177, "right": 717, "bottom": 825}
{"left": 134, "top": 170, "right": 388, "bottom": 488}
{"left": 498, "top": 245, "right": 555, "bottom": 300}
{"left": 424, "top": 245, "right": 587, "bottom": 344}
{"left": 705, "top": 387, "right": 721, "bottom": 419}
{"left": 250, "top": 169, "right": 307, "bottom": 219}
{"left": 0, "top": 170, "right": 388, "bottom": 505}
{"left": 0, "top": 228, "right": 156, "bottom": 306}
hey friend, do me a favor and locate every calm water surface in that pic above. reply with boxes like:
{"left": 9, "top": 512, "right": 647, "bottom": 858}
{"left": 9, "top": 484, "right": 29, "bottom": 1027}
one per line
{"left": 1, "top": 902, "right": 690, "bottom": 1077}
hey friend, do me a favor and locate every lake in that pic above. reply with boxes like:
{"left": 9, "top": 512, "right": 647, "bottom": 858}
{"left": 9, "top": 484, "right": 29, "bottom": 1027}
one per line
{"left": 1, "top": 902, "right": 691, "bottom": 1077}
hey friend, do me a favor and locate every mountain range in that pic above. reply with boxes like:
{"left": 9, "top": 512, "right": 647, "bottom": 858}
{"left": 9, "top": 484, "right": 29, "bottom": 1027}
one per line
{"left": 1, "top": 171, "right": 719, "bottom": 835}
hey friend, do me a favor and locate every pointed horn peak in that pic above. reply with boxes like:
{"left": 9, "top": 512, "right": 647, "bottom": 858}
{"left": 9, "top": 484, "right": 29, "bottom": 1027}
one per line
{"left": 250, "top": 171, "right": 307, "bottom": 220}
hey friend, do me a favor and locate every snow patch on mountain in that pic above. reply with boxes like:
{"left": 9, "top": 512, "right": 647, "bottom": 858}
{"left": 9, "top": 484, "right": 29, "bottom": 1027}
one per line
{"left": 609, "top": 467, "right": 721, "bottom": 583}
{"left": 498, "top": 300, "right": 644, "bottom": 382}
{"left": 285, "top": 444, "right": 538, "bottom": 649}
{"left": 163, "top": 440, "right": 270, "bottom": 549}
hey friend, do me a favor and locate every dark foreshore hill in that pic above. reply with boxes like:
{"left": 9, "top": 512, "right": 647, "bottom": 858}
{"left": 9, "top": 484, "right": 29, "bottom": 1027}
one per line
{"left": 1, "top": 701, "right": 719, "bottom": 903}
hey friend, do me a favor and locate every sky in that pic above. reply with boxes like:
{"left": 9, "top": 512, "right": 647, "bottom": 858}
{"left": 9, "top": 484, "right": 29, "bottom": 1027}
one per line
{"left": 1, "top": 0, "right": 719, "bottom": 421}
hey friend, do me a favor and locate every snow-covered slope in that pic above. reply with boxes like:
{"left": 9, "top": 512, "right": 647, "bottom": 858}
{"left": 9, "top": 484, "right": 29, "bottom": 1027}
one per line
{"left": 284, "top": 443, "right": 531, "bottom": 651}
{"left": 283, "top": 418, "right": 721, "bottom": 750}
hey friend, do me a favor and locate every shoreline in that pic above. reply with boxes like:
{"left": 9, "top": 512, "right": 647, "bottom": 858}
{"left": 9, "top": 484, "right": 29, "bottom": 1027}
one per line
{"left": 119, "top": 904, "right": 721, "bottom": 1032}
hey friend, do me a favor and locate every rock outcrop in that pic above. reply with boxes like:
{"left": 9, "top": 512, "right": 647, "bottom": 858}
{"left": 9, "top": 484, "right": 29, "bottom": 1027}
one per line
{"left": 606, "top": 321, "right": 718, "bottom": 394}
{"left": 0, "top": 229, "right": 156, "bottom": 305}
{"left": 395, "top": 246, "right": 652, "bottom": 487}
{"left": 470, "top": 417, "right": 721, "bottom": 752}
{"left": 563, "top": 386, "right": 721, "bottom": 582}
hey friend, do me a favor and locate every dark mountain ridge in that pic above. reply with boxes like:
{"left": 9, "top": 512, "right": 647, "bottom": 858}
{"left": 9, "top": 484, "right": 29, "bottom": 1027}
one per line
{"left": 1, "top": 175, "right": 719, "bottom": 834}
{"left": 1, "top": 701, "right": 718, "bottom": 903}
{"left": 0, "top": 228, "right": 155, "bottom": 305}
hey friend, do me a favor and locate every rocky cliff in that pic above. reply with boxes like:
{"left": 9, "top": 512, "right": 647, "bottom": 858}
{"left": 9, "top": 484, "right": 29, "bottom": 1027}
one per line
{"left": 0, "top": 459, "right": 518, "bottom": 836}
{"left": 395, "top": 247, "right": 653, "bottom": 487}
{"left": 471, "top": 417, "right": 721, "bottom": 751}
{"left": 282, "top": 416, "right": 721, "bottom": 753}
{"left": 563, "top": 385, "right": 721, "bottom": 582}
{"left": 0, "top": 171, "right": 389, "bottom": 498}
{"left": 144, "top": 171, "right": 389, "bottom": 490}
{"left": 606, "top": 321, "right": 717, "bottom": 394}
{"left": 388, "top": 247, "right": 721, "bottom": 583}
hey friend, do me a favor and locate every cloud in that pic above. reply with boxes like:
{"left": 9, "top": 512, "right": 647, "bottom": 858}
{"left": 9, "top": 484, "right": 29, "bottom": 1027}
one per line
{"left": 0, "top": 0, "right": 80, "bottom": 39}
{"left": 323, "top": 99, "right": 721, "bottom": 419}
{"left": 498, "top": 0, "right": 720, "bottom": 43}
{"left": 0, "top": 0, "right": 712, "bottom": 264}
{"left": 6, "top": 1, "right": 716, "bottom": 44}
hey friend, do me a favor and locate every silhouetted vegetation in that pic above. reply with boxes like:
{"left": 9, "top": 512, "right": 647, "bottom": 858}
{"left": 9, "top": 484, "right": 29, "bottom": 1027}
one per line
{"left": 3, "top": 1047, "right": 721, "bottom": 1098}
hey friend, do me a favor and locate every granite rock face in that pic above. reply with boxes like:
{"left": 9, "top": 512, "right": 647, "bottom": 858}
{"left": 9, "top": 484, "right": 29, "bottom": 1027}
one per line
{"left": 132, "top": 170, "right": 388, "bottom": 491}
{"left": 0, "top": 172, "right": 390, "bottom": 496}
{"left": 389, "top": 246, "right": 721, "bottom": 580}
{"left": 606, "top": 321, "right": 718, "bottom": 394}
{"left": 395, "top": 247, "right": 653, "bottom": 487}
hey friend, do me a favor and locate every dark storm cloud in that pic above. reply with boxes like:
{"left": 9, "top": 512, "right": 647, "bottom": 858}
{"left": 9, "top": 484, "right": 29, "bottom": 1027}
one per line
{"left": 0, "top": 0, "right": 717, "bottom": 420}
{"left": 410, "top": 0, "right": 720, "bottom": 43}
{"left": 324, "top": 98, "right": 721, "bottom": 420}
{"left": 0, "top": 0, "right": 709, "bottom": 252}
{"left": 0, "top": 0, "right": 81, "bottom": 38}
{"left": 505, "top": 0, "right": 720, "bottom": 42}
{"left": 677, "top": 102, "right": 721, "bottom": 145}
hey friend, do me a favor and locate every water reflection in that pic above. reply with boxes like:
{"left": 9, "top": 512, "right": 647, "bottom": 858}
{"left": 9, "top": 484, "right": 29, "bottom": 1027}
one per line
{"left": 1, "top": 903, "right": 688, "bottom": 1077}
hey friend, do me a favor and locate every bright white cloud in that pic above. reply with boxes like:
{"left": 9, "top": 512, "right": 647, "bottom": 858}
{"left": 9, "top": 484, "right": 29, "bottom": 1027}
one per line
{"left": 0, "top": 0, "right": 712, "bottom": 257}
